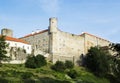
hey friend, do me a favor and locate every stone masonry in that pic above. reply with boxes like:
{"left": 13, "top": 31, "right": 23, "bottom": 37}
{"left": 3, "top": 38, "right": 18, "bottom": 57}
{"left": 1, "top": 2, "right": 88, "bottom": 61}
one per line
{"left": 20, "top": 17, "right": 111, "bottom": 64}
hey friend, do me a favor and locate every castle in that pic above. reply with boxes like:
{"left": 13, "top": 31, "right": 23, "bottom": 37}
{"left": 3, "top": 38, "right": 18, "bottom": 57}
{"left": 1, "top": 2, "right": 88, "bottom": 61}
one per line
{"left": 20, "top": 17, "right": 111, "bottom": 64}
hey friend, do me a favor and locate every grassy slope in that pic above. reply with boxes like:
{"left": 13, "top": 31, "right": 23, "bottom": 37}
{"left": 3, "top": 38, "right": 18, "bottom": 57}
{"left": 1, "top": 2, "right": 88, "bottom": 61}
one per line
{"left": 0, "top": 63, "right": 110, "bottom": 83}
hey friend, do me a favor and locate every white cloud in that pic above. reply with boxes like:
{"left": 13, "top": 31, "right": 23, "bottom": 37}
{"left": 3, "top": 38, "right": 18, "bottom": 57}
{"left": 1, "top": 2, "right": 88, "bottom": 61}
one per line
{"left": 38, "top": 0, "right": 60, "bottom": 16}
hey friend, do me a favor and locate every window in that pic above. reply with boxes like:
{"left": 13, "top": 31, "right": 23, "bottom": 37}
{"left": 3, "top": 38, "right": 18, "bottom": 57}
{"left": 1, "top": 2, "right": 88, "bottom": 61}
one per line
{"left": 27, "top": 47, "right": 29, "bottom": 49}
{"left": 15, "top": 43, "right": 17, "bottom": 47}
{"left": 23, "top": 46, "right": 24, "bottom": 49}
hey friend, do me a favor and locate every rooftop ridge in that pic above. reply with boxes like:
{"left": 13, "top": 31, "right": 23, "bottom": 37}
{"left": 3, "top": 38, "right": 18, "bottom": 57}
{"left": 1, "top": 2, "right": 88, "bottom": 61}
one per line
{"left": 80, "top": 32, "right": 110, "bottom": 42}
{"left": 20, "top": 29, "right": 48, "bottom": 38}
{"left": 0, "top": 35, "right": 29, "bottom": 44}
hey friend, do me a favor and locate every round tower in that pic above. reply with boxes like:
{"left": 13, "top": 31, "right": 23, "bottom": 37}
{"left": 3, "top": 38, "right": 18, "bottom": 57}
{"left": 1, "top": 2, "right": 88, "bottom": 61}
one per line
{"left": 49, "top": 17, "right": 58, "bottom": 33}
{"left": 1, "top": 28, "right": 13, "bottom": 37}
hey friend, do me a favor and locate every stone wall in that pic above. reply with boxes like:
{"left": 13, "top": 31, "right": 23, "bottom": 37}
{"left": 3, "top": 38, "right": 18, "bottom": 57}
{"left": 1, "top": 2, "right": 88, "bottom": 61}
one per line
{"left": 21, "top": 17, "right": 111, "bottom": 65}
{"left": 50, "top": 30, "right": 110, "bottom": 64}
{"left": 81, "top": 33, "right": 110, "bottom": 53}
{"left": 1, "top": 28, "right": 13, "bottom": 37}
{"left": 54, "top": 30, "right": 84, "bottom": 55}
{"left": 21, "top": 30, "right": 49, "bottom": 56}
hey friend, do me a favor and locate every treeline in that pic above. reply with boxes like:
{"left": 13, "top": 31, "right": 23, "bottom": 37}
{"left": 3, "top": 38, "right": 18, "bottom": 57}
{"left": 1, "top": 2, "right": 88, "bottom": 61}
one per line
{"left": 83, "top": 43, "right": 120, "bottom": 83}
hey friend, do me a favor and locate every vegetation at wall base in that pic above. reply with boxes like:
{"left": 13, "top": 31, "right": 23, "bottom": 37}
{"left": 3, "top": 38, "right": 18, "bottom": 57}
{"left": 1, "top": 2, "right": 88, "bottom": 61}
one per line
{"left": 0, "top": 63, "right": 110, "bottom": 83}
{"left": 25, "top": 54, "right": 47, "bottom": 68}
{"left": 51, "top": 61, "right": 66, "bottom": 72}
{"left": 84, "top": 46, "right": 111, "bottom": 77}
{"left": 1, "top": 38, "right": 120, "bottom": 83}
{"left": 109, "top": 43, "right": 120, "bottom": 83}
{"left": 65, "top": 60, "right": 74, "bottom": 69}
{"left": 51, "top": 60, "right": 74, "bottom": 72}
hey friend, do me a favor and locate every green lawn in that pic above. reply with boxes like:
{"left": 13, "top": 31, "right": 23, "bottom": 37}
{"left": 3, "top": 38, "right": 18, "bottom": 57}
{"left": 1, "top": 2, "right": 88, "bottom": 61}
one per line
{"left": 0, "top": 63, "right": 110, "bottom": 83}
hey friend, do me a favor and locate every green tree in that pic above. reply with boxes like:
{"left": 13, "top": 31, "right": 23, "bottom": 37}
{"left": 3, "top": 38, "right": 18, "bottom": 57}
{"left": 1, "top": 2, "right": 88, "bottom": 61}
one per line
{"left": 0, "top": 36, "right": 9, "bottom": 65}
{"left": 84, "top": 46, "right": 111, "bottom": 77}
{"left": 110, "top": 43, "right": 120, "bottom": 83}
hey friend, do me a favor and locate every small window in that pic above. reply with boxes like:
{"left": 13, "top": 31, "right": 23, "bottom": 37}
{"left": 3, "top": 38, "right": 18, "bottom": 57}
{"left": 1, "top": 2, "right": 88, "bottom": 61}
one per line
{"left": 23, "top": 46, "right": 24, "bottom": 49}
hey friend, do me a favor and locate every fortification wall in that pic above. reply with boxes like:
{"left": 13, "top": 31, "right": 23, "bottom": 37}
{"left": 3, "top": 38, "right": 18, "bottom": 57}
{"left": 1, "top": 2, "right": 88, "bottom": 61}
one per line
{"left": 57, "top": 30, "right": 85, "bottom": 56}
{"left": 82, "top": 33, "right": 110, "bottom": 53}
{"left": 52, "top": 30, "right": 85, "bottom": 63}
{"left": 21, "top": 31, "right": 49, "bottom": 55}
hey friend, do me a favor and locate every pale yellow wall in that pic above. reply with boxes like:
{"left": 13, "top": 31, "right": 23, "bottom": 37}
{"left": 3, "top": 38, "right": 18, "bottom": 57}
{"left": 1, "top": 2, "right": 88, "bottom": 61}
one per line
{"left": 56, "top": 30, "right": 85, "bottom": 57}
{"left": 81, "top": 33, "right": 110, "bottom": 53}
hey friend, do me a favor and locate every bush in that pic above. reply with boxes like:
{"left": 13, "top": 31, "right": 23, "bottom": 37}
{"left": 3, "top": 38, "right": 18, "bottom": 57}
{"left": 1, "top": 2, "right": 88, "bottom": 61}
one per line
{"left": 21, "top": 72, "right": 33, "bottom": 79}
{"left": 25, "top": 56, "right": 37, "bottom": 68}
{"left": 65, "top": 60, "right": 74, "bottom": 69}
{"left": 51, "top": 61, "right": 66, "bottom": 72}
{"left": 25, "top": 54, "right": 47, "bottom": 68}
{"left": 35, "top": 54, "right": 47, "bottom": 68}
{"left": 0, "top": 77, "right": 8, "bottom": 83}
{"left": 67, "top": 69, "right": 78, "bottom": 79}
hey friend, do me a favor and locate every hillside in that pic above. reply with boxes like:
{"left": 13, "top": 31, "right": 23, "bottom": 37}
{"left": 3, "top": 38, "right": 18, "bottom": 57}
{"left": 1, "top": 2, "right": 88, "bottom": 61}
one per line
{"left": 0, "top": 63, "right": 110, "bottom": 83}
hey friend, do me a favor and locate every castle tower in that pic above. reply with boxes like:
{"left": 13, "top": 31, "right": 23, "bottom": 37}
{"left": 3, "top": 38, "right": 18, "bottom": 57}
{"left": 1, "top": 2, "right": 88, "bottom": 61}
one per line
{"left": 49, "top": 17, "right": 59, "bottom": 63}
{"left": 49, "top": 17, "right": 58, "bottom": 33}
{"left": 1, "top": 28, "right": 13, "bottom": 37}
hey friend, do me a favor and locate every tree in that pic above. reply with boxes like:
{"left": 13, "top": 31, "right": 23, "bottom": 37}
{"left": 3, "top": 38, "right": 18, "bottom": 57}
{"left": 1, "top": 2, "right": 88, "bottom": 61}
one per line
{"left": 110, "top": 43, "right": 120, "bottom": 83}
{"left": 84, "top": 46, "right": 111, "bottom": 77}
{"left": 0, "top": 36, "right": 9, "bottom": 65}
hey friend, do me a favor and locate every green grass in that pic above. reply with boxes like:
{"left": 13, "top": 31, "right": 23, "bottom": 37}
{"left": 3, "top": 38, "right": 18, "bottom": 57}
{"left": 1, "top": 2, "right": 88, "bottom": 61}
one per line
{"left": 0, "top": 63, "right": 110, "bottom": 83}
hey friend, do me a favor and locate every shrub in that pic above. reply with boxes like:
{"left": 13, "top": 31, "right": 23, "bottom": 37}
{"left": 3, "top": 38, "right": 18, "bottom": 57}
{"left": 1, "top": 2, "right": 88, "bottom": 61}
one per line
{"left": 25, "top": 56, "right": 37, "bottom": 68}
{"left": 67, "top": 69, "right": 78, "bottom": 79}
{"left": 25, "top": 54, "right": 47, "bottom": 68}
{"left": 21, "top": 72, "right": 33, "bottom": 79}
{"left": 65, "top": 60, "right": 74, "bottom": 69}
{"left": 0, "top": 77, "right": 8, "bottom": 83}
{"left": 51, "top": 61, "right": 66, "bottom": 72}
{"left": 35, "top": 54, "right": 47, "bottom": 68}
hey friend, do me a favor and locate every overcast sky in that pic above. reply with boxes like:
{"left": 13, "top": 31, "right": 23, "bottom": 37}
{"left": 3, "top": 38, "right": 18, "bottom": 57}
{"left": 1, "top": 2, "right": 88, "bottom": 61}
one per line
{"left": 0, "top": 0, "right": 120, "bottom": 43}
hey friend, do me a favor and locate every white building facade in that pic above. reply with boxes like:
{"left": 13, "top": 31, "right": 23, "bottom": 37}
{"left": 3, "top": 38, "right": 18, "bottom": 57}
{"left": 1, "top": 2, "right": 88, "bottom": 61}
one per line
{"left": 1, "top": 28, "right": 31, "bottom": 64}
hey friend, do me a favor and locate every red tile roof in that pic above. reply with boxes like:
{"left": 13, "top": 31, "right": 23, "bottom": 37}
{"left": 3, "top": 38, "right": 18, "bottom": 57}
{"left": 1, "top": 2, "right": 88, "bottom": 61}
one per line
{"left": 0, "top": 35, "right": 29, "bottom": 44}
{"left": 80, "top": 32, "right": 110, "bottom": 42}
{"left": 21, "top": 29, "right": 48, "bottom": 38}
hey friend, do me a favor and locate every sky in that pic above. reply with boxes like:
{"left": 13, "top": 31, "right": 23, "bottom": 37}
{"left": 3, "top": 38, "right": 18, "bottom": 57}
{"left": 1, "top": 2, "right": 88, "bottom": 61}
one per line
{"left": 0, "top": 0, "right": 120, "bottom": 43}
